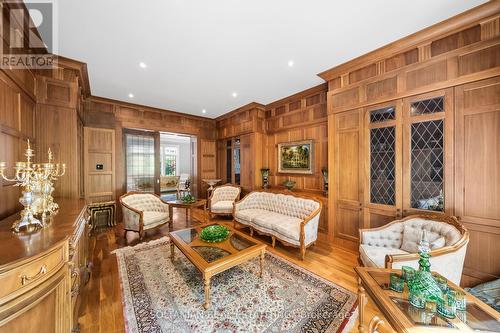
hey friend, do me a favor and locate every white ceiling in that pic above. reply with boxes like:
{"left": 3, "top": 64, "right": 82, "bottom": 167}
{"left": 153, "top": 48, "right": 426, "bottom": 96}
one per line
{"left": 53, "top": 0, "right": 487, "bottom": 118}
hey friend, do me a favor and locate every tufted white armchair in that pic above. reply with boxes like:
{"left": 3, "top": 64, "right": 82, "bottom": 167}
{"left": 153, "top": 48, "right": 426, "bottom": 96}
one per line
{"left": 119, "top": 192, "right": 170, "bottom": 240}
{"left": 359, "top": 215, "right": 469, "bottom": 285}
{"left": 208, "top": 184, "right": 241, "bottom": 218}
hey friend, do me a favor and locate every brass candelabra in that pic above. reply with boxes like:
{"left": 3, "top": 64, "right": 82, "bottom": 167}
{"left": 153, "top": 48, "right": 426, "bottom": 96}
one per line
{"left": 0, "top": 140, "right": 65, "bottom": 233}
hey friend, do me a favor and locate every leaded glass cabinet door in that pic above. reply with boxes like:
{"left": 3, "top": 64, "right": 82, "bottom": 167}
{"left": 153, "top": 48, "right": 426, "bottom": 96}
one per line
{"left": 402, "top": 89, "right": 453, "bottom": 216}
{"left": 364, "top": 100, "right": 403, "bottom": 228}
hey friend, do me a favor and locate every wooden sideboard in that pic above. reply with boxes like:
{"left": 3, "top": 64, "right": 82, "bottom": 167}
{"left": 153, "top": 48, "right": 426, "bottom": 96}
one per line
{"left": 0, "top": 199, "right": 91, "bottom": 333}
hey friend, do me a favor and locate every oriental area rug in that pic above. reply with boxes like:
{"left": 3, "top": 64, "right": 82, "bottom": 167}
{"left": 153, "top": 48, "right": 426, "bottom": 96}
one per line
{"left": 114, "top": 237, "right": 357, "bottom": 333}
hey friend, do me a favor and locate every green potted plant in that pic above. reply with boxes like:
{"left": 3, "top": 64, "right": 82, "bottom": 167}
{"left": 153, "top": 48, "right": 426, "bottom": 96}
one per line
{"left": 283, "top": 179, "right": 296, "bottom": 191}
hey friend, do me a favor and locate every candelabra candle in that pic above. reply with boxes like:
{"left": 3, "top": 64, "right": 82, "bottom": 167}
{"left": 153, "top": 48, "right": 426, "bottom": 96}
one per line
{"left": 0, "top": 141, "right": 65, "bottom": 233}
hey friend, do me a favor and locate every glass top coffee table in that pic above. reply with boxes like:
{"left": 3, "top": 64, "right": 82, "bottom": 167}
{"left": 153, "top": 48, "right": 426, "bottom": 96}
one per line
{"left": 168, "top": 223, "right": 266, "bottom": 309}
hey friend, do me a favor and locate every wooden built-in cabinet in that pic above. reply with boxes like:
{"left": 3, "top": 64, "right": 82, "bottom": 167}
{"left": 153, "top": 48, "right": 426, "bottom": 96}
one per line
{"left": 454, "top": 76, "right": 500, "bottom": 287}
{"left": 362, "top": 89, "right": 454, "bottom": 231}
{"left": 330, "top": 109, "right": 363, "bottom": 249}
{"left": 324, "top": 3, "right": 500, "bottom": 284}
{"left": 0, "top": 200, "right": 91, "bottom": 332}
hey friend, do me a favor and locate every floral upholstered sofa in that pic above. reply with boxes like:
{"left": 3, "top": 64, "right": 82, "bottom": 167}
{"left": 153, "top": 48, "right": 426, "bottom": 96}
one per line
{"left": 359, "top": 215, "right": 469, "bottom": 285}
{"left": 233, "top": 191, "right": 322, "bottom": 259}
{"left": 119, "top": 192, "right": 170, "bottom": 241}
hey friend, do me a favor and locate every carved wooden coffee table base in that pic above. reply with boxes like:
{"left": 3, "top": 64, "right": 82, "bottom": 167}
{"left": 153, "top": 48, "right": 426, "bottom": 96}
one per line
{"left": 169, "top": 223, "right": 266, "bottom": 309}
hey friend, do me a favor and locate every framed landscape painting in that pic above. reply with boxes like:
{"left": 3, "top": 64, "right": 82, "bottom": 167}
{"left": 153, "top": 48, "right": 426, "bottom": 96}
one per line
{"left": 278, "top": 140, "right": 314, "bottom": 174}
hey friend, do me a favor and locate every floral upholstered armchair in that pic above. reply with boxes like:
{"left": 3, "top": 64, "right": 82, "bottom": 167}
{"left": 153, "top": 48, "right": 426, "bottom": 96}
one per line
{"left": 119, "top": 192, "right": 170, "bottom": 241}
{"left": 208, "top": 185, "right": 241, "bottom": 218}
{"left": 359, "top": 214, "right": 469, "bottom": 285}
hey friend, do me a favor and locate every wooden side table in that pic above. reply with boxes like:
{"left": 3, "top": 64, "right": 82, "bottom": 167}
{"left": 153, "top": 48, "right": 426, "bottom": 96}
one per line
{"left": 354, "top": 267, "right": 500, "bottom": 333}
{"left": 166, "top": 199, "right": 207, "bottom": 226}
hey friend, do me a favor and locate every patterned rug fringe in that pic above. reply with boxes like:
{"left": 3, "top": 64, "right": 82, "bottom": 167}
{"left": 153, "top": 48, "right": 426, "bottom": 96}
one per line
{"left": 341, "top": 306, "right": 358, "bottom": 333}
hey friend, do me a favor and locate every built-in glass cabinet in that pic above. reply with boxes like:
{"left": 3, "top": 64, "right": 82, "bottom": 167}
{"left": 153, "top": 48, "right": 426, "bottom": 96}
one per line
{"left": 364, "top": 89, "right": 452, "bottom": 227}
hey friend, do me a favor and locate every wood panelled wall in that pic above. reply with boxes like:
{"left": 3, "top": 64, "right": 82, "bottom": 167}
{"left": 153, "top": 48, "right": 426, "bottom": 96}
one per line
{"left": 320, "top": 1, "right": 500, "bottom": 286}
{"left": 0, "top": 69, "right": 36, "bottom": 219}
{"left": 83, "top": 97, "right": 216, "bottom": 200}
{"left": 216, "top": 103, "right": 266, "bottom": 192}
{"left": 83, "top": 127, "right": 116, "bottom": 202}
{"left": 215, "top": 84, "right": 331, "bottom": 236}
{"left": 0, "top": 3, "right": 84, "bottom": 218}
{"left": 263, "top": 84, "right": 328, "bottom": 192}
{"left": 35, "top": 69, "right": 83, "bottom": 199}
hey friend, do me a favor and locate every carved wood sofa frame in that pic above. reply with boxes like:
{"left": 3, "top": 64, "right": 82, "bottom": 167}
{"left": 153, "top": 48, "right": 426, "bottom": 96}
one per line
{"left": 119, "top": 191, "right": 170, "bottom": 241}
{"left": 232, "top": 190, "right": 322, "bottom": 260}
{"left": 359, "top": 214, "right": 469, "bottom": 269}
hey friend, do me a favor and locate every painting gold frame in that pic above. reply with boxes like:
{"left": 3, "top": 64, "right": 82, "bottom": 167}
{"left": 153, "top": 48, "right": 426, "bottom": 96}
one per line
{"left": 277, "top": 140, "right": 314, "bottom": 174}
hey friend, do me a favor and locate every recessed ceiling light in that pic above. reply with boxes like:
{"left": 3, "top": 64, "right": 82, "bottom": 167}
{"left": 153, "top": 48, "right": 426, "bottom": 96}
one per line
{"left": 139, "top": 62, "right": 147, "bottom": 68}
{"left": 202, "top": 109, "right": 207, "bottom": 114}
{"left": 128, "top": 93, "right": 134, "bottom": 98}
{"left": 288, "top": 60, "right": 294, "bottom": 67}
{"left": 232, "top": 92, "right": 238, "bottom": 98}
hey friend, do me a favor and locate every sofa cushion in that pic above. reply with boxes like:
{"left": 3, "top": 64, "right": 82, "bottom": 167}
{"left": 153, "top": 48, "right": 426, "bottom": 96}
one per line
{"left": 211, "top": 200, "right": 234, "bottom": 213}
{"left": 235, "top": 209, "right": 270, "bottom": 223}
{"left": 253, "top": 212, "right": 291, "bottom": 230}
{"left": 270, "top": 216, "right": 304, "bottom": 242}
{"left": 401, "top": 218, "right": 462, "bottom": 247}
{"left": 401, "top": 224, "right": 447, "bottom": 253}
{"left": 359, "top": 244, "right": 409, "bottom": 268}
{"left": 431, "top": 237, "right": 446, "bottom": 250}
{"left": 143, "top": 211, "right": 169, "bottom": 227}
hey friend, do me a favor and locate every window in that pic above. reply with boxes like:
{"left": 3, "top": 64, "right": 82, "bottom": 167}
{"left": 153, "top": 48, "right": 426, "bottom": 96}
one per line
{"left": 162, "top": 146, "right": 178, "bottom": 176}
{"left": 125, "top": 133, "right": 155, "bottom": 192}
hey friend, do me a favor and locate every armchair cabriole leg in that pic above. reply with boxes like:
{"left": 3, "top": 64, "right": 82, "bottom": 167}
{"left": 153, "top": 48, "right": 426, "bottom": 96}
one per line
{"left": 271, "top": 236, "right": 276, "bottom": 248}
{"left": 300, "top": 244, "right": 306, "bottom": 260}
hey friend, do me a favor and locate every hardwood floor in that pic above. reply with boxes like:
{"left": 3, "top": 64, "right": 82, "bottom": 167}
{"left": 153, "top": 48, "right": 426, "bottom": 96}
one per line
{"left": 77, "top": 207, "right": 386, "bottom": 333}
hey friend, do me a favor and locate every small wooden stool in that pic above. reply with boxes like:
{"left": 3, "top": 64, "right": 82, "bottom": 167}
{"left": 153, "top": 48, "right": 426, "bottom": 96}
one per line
{"left": 87, "top": 201, "right": 116, "bottom": 233}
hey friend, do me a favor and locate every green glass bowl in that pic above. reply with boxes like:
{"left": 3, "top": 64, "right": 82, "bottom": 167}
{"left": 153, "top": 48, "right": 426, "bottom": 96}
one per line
{"left": 200, "top": 225, "right": 230, "bottom": 243}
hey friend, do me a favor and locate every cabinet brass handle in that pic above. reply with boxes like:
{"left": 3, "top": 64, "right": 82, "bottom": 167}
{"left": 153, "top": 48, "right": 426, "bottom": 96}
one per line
{"left": 21, "top": 265, "right": 47, "bottom": 285}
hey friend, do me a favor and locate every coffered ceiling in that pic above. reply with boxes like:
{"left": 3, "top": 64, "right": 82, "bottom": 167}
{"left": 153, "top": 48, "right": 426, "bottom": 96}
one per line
{"left": 53, "top": 0, "right": 487, "bottom": 117}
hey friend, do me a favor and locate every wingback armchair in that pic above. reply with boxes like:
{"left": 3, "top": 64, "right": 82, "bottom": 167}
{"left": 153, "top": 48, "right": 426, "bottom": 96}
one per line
{"left": 359, "top": 214, "right": 469, "bottom": 285}
{"left": 119, "top": 192, "right": 170, "bottom": 240}
{"left": 208, "top": 184, "right": 241, "bottom": 218}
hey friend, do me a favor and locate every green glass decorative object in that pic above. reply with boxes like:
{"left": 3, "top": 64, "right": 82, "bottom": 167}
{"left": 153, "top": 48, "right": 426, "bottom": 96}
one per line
{"left": 402, "top": 266, "right": 416, "bottom": 282}
{"left": 435, "top": 275, "right": 449, "bottom": 293}
{"left": 409, "top": 290, "right": 426, "bottom": 309}
{"left": 455, "top": 290, "right": 466, "bottom": 311}
{"left": 390, "top": 273, "right": 404, "bottom": 292}
{"left": 425, "top": 296, "right": 438, "bottom": 313}
{"left": 283, "top": 180, "right": 296, "bottom": 191}
{"left": 407, "top": 230, "right": 444, "bottom": 305}
{"left": 199, "top": 225, "right": 230, "bottom": 243}
{"left": 181, "top": 194, "right": 196, "bottom": 204}
{"left": 438, "top": 292, "right": 457, "bottom": 319}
